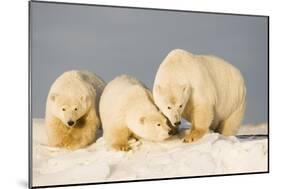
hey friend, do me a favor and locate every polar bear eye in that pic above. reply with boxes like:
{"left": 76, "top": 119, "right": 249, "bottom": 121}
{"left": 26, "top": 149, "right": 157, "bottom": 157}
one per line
{"left": 62, "top": 108, "right": 66, "bottom": 111}
{"left": 167, "top": 106, "right": 171, "bottom": 110}
{"left": 74, "top": 108, "right": 78, "bottom": 111}
{"left": 179, "top": 104, "right": 183, "bottom": 108}
{"left": 157, "top": 123, "right": 161, "bottom": 127}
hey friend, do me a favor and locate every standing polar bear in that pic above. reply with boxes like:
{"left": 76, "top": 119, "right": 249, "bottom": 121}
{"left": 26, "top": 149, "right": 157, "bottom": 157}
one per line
{"left": 45, "top": 70, "right": 105, "bottom": 150}
{"left": 100, "top": 75, "right": 173, "bottom": 151}
{"left": 153, "top": 49, "right": 246, "bottom": 143}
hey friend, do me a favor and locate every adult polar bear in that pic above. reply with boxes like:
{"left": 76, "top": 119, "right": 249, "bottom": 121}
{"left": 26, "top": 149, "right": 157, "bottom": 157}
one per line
{"left": 100, "top": 75, "right": 172, "bottom": 151}
{"left": 45, "top": 70, "right": 105, "bottom": 150}
{"left": 153, "top": 49, "right": 246, "bottom": 143}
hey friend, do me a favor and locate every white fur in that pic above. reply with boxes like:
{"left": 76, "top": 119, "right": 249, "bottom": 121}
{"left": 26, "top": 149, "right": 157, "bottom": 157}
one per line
{"left": 45, "top": 70, "right": 105, "bottom": 149}
{"left": 153, "top": 49, "right": 246, "bottom": 142}
{"left": 100, "top": 75, "right": 171, "bottom": 151}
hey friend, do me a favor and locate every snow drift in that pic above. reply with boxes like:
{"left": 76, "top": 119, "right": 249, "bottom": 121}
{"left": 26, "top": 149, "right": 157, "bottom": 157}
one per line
{"left": 32, "top": 119, "right": 268, "bottom": 187}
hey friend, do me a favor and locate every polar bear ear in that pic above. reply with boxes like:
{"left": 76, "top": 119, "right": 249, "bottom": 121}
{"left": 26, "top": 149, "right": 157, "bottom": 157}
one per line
{"left": 80, "top": 95, "right": 85, "bottom": 101}
{"left": 181, "top": 85, "right": 189, "bottom": 94}
{"left": 139, "top": 116, "right": 145, "bottom": 124}
{"left": 80, "top": 95, "right": 91, "bottom": 105}
{"left": 155, "top": 85, "right": 163, "bottom": 93}
{"left": 50, "top": 93, "right": 58, "bottom": 102}
{"left": 80, "top": 95, "right": 90, "bottom": 102}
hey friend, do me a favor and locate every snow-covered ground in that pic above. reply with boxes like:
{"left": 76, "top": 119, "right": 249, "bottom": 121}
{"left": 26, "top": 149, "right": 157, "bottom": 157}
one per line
{"left": 32, "top": 119, "right": 268, "bottom": 187}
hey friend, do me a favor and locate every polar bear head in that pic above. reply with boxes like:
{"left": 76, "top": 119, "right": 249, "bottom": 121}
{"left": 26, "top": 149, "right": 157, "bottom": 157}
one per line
{"left": 153, "top": 84, "right": 190, "bottom": 127}
{"left": 127, "top": 111, "right": 172, "bottom": 141}
{"left": 49, "top": 93, "right": 91, "bottom": 127}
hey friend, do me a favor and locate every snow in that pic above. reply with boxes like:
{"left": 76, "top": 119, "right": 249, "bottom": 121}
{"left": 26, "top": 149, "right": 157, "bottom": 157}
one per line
{"left": 32, "top": 119, "right": 268, "bottom": 187}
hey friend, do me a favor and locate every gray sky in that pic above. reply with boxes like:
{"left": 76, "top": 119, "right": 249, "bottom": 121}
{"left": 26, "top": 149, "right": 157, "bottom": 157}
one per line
{"left": 31, "top": 2, "right": 268, "bottom": 124}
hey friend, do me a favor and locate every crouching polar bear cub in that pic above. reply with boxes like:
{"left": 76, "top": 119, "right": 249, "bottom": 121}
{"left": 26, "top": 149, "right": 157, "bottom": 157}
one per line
{"left": 100, "top": 75, "right": 173, "bottom": 151}
{"left": 153, "top": 49, "right": 246, "bottom": 143}
{"left": 45, "top": 70, "right": 105, "bottom": 150}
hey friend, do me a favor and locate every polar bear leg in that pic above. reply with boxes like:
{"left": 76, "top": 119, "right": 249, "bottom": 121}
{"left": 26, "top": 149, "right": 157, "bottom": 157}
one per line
{"left": 218, "top": 103, "right": 246, "bottom": 136}
{"left": 104, "top": 126, "right": 131, "bottom": 151}
{"left": 82, "top": 107, "right": 99, "bottom": 144}
{"left": 46, "top": 118, "right": 66, "bottom": 147}
{"left": 65, "top": 108, "right": 98, "bottom": 150}
{"left": 184, "top": 105, "right": 214, "bottom": 143}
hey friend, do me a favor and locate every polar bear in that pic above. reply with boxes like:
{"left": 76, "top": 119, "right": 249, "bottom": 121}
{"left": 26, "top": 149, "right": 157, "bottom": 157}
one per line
{"left": 45, "top": 70, "right": 105, "bottom": 150}
{"left": 153, "top": 49, "right": 246, "bottom": 143}
{"left": 99, "top": 75, "right": 173, "bottom": 151}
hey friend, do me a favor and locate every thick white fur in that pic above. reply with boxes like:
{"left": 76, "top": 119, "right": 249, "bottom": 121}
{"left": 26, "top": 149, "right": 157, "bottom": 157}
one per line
{"left": 45, "top": 70, "right": 105, "bottom": 150}
{"left": 153, "top": 49, "right": 246, "bottom": 142}
{"left": 100, "top": 75, "right": 171, "bottom": 151}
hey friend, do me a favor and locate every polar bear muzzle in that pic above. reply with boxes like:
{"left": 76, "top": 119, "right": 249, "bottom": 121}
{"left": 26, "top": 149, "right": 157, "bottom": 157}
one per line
{"left": 67, "top": 120, "right": 75, "bottom": 127}
{"left": 166, "top": 119, "right": 179, "bottom": 135}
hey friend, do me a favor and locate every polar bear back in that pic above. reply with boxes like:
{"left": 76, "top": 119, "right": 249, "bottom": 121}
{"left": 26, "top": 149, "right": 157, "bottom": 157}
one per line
{"left": 198, "top": 55, "right": 246, "bottom": 117}
{"left": 77, "top": 71, "right": 106, "bottom": 111}
{"left": 47, "top": 70, "right": 105, "bottom": 110}
{"left": 154, "top": 49, "right": 246, "bottom": 121}
{"left": 99, "top": 75, "right": 151, "bottom": 130}
{"left": 49, "top": 71, "right": 90, "bottom": 97}
{"left": 49, "top": 71, "right": 103, "bottom": 94}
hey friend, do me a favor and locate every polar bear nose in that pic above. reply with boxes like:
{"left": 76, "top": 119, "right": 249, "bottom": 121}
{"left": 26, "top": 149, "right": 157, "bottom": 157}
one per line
{"left": 168, "top": 128, "right": 178, "bottom": 135}
{"left": 168, "top": 130, "right": 174, "bottom": 135}
{"left": 67, "top": 120, "right": 74, "bottom": 126}
{"left": 174, "top": 121, "right": 181, "bottom": 126}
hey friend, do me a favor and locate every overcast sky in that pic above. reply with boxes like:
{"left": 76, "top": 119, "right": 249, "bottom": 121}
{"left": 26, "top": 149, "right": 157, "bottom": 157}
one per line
{"left": 31, "top": 2, "right": 268, "bottom": 124}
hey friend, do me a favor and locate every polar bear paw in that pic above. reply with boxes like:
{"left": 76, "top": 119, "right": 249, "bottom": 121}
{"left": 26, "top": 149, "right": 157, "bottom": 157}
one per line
{"left": 184, "top": 129, "right": 206, "bottom": 143}
{"left": 113, "top": 143, "right": 131, "bottom": 151}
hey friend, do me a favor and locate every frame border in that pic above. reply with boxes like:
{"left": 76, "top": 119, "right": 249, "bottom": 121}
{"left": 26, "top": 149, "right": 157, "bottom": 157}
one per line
{"left": 28, "top": 1, "right": 32, "bottom": 188}
{"left": 28, "top": 1, "right": 270, "bottom": 188}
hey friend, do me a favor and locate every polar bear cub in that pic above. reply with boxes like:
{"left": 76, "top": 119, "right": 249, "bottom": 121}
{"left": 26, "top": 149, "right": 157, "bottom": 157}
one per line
{"left": 100, "top": 75, "right": 172, "bottom": 151}
{"left": 153, "top": 49, "right": 246, "bottom": 143}
{"left": 45, "top": 70, "right": 105, "bottom": 150}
